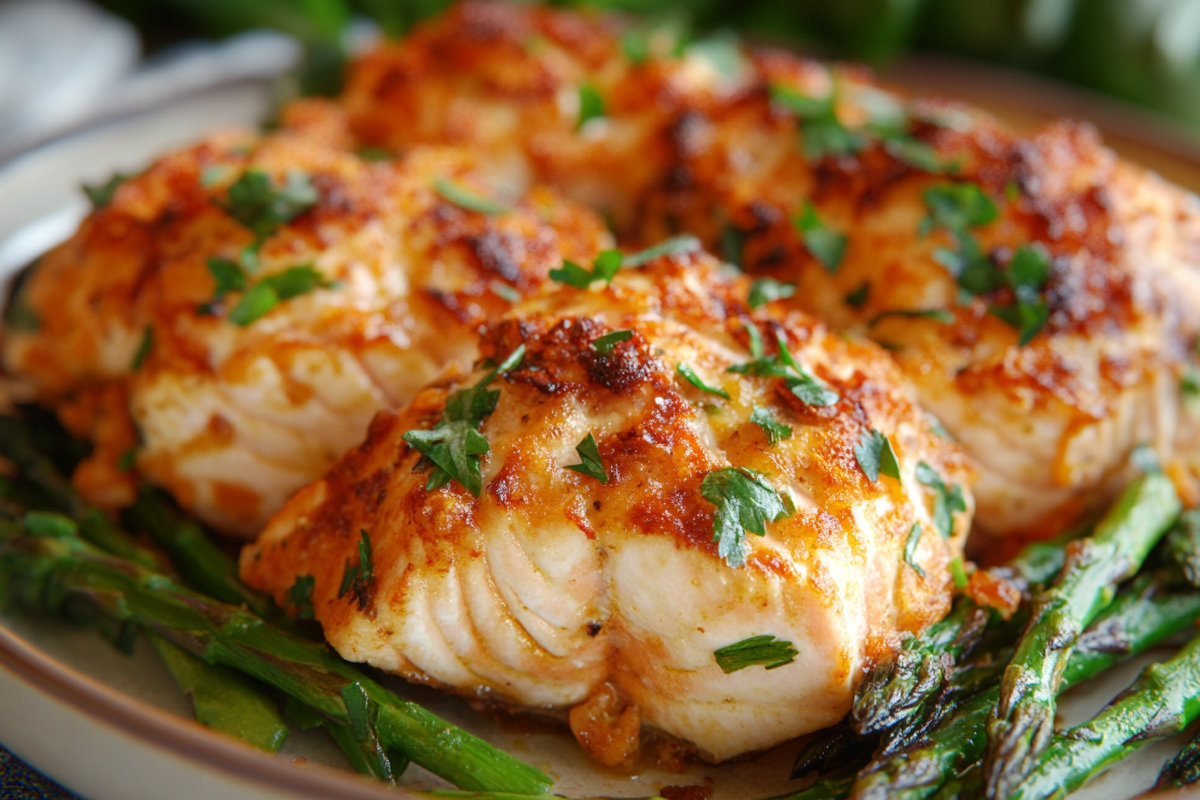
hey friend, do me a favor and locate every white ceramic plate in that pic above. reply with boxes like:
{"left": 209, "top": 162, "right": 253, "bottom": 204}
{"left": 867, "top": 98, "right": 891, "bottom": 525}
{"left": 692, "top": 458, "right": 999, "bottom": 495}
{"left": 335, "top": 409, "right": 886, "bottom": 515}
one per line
{"left": 0, "top": 69, "right": 1196, "bottom": 800}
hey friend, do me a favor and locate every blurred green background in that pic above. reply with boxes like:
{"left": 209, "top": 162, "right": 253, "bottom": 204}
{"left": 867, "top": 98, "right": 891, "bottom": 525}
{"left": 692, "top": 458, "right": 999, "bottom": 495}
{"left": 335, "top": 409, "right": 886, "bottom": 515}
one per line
{"left": 94, "top": 0, "right": 1200, "bottom": 138}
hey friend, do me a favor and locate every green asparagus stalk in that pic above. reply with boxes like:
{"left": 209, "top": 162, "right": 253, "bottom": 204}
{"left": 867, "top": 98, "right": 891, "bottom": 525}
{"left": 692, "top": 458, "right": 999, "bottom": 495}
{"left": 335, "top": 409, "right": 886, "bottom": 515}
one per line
{"left": 0, "top": 415, "right": 156, "bottom": 568}
{"left": 792, "top": 717, "right": 877, "bottom": 778}
{"left": 1005, "top": 632, "right": 1200, "bottom": 800}
{"left": 1162, "top": 509, "right": 1200, "bottom": 588}
{"left": 1156, "top": 728, "right": 1200, "bottom": 789}
{"left": 928, "top": 763, "right": 982, "bottom": 800}
{"left": 984, "top": 473, "right": 1180, "bottom": 798}
{"left": 126, "top": 485, "right": 276, "bottom": 618}
{"left": 849, "top": 565, "right": 1200, "bottom": 800}
{"left": 851, "top": 527, "right": 1081, "bottom": 736}
{"left": 0, "top": 534, "right": 552, "bottom": 794}
{"left": 148, "top": 631, "right": 289, "bottom": 753}
{"left": 285, "top": 696, "right": 407, "bottom": 781}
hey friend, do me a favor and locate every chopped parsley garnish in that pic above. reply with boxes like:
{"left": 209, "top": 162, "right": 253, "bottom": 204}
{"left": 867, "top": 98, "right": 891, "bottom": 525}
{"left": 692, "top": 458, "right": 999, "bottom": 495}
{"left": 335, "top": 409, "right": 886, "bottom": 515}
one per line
{"left": 206, "top": 256, "right": 247, "bottom": 302}
{"left": 356, "top": 147, "right": 394, "bottom": 162}
{"left": 845, "top": 281, "right": 871, "bottom": 309}
{"left": 550, "top": 250, "right": 623, "bottom": 289}
{"left": 117, "top": 448, "right": 137, "bottom": 473}
{"left": 677, "top": 363, "right": 730, "bottom": 399}
{"left": 566, "top": 433, "right": 608, "bottom": 483}
{"left": 622, "top": 235, "right": 702, "bottom": 268}
{"left": 770, "top": 84, "right": 863, "bottom": 162}
{"left": 750, "top": 406, "right": 792, "bottom": 445}
{"left": 727, "top": 326, "right": 839, "bottom": 407}
{"left": 915, "top": 461, "right": 967, "bottom": 539}
{"left": 714, "top": 634, "right": 798, "bottom": 673}
{"left": 219, "top": 170, "right": 319, "bottom": 240}
{"left": 592, "top": 329, "right": 633, "bottom": 354}
{"left": 227, "top": 266, "right": 330, "bottom": 327}
{"left": 870, "top": 308, "right": 954, "bottom": 326}
{"left": 882, "top": 135, "right": 954, "bottom": 175}
{"left": 949, "top": 557, "right": 969, "bottom": 589}
{"left": 855, "top": 428, "right": 900, "bottom": 482}
{"left": 131, "top": 326, "right": 153, "bottom": 370}
{"left": 701, "top": 466, "right": 792, "bottom": 568}
{"left": 433, "top": 177, "right": 509, "bottom": 215}
{"left": 793, "top": 202, "right": 847, "bottom": 274}
{"left": 748, "top": 278, "right": 796, "bottom": 309}
{"left": 578, "top": 84, "right": 605, "bottom": 128}
{"left": 722, "top": 224, "right": 747, "bottom": 269}
{"left": 922, "top": 182, "right": 998, "bottom": 233}
{"left": 83, "top": 173, "right": 129, "bottom": 208}
{"left": 338, "top": 530, "right": 374, "bottom": 601}
{"left": 403, "top": 345, "right": 525, "bottom": 496}
{"left": 621, "top": 14, "right": 687, "bottom": 65}
{"left": 289, "top": 575, "right": 316, "bottom": 620}
{"left": 988, "top": 243, "right": 1051, "bottom": 345}
{"left": 904, "top": 523, "right": 926, "bottom": 578}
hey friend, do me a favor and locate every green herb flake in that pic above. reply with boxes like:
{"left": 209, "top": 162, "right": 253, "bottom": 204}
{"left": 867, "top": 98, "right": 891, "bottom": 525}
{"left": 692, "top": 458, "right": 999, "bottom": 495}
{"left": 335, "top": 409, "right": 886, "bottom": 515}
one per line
{"left": 793, "top": 202, "right": 847, "bottom": 274}
{"left": 845, "top": 281, "right": 871, "bottom": 309}
{"left": 922, "top": 183, "right": 998, "bottom": 233}
{"left": 578, "top": 84, "right": 605, "bottom": 128}
{"left": 131, "top": 326, "right": 154, "bottom": 370}
{"left": 855, "top": 429, "right": 900, "bottom": 482}
{"left": 220, "top": 170, "right": 319, "bottom": 240}
{"left": 550, "top": 250, "right": 623, "bottom": 289}
{"left": 988, "top": 243, "right": 1052, "bottom": 345}
{"left": 904, "top": 522, "right": 926, "bottom": 578}
{"left": 750, "top": 406, "right": 792, "bottom": 445}
{"left": 566, "top": 433, "right": 608, "bottom": 483}
{"left": 883, "top": 135, "right": 952, "bottom": 174}
{"left": 915, "top": 461, "right": 967, "bottom": 539}
{"left": 701, "top": 467, "right": 792, "bottom": 568}
{"left": 713, "top": 634, "right": 798, "bottom": 673}
{"left": 288, "top": 575, "right": 316, "bottom": 620}
{"left": 403, "top": 345, "right": 525, "bottom": 496}
{"left": 748, "top": 278, "right": 796, "bottom": 309}
{"left": 338, "top": 530, "right": 374, "bottom": 602}
{"left": 227, "top": 265, "right": 330, "bottom": 327}
{"left": 117, "top": 448, "right": 137, "bottom": 473}
{"left": 491, "top": 282, "right": 521, "bottom": 303}
{"left": 622, "top": 235, "right": 702, "bottom": 268}
{"left": 340, "top": 681, "right": 376, "bottom": 743}
{"left": 677, "top": 363, "right": 730, "bottom": 399}
{"left": 356, "top": 147, "right": 394, "bottom": 162}
{"left": 433, "top": 177, "right": 509, "bottom": 215}
{"left": 871, "top": 308, "right": 954, "bottom": 326}
{"left": 592, "top": 329, "right": 633, "bottom": 354}
{"left": 949, "top": 556, "right": 969, "bottom": 589}
{"left": 83, "top": 173, "right": 129, "bottom": 208}
{"left": 727, "top": 333, "right": 839, "bottom": 407}
{"left": 206, "top": 256, "right": 247, "bottom": 301}
{"left": 722, "top": 224, "right": 747, "bottom": 269}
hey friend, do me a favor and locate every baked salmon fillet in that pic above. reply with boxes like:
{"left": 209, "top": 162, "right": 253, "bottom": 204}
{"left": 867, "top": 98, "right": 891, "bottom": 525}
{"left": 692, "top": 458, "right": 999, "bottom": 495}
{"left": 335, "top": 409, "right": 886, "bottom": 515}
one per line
{"left": 240, "top": 252, "right": 973, "bottom": 763}
{"left": 2, "top": 100, "right": 610, "bottom": 535}
{"left": 342, "top": 0, "right": 1200, "bottom": 537}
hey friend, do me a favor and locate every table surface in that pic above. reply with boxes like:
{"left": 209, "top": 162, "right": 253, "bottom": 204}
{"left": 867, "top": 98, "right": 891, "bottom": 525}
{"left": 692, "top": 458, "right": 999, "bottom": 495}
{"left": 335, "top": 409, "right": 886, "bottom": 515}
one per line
{"left": 0, "top": 744, "right": 81, "bottom": 800}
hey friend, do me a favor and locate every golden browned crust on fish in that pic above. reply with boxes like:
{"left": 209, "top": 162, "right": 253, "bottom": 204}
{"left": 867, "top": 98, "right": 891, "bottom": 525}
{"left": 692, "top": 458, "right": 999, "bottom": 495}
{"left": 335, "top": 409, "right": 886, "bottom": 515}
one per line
{"left": 240, "top": 253, "right": 972, "bottom": 762}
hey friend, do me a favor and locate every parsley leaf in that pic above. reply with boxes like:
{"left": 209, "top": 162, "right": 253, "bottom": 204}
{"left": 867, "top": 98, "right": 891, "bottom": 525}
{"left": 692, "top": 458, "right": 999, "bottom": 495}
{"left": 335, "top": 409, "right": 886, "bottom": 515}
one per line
{"left": 904, "top": 523, "right": 926, "bottom": 578}
{"left": 566, "top": 433, "right": 608, "bottom": 483}
{"left": 988, "top": 243, "right": 1051, "bottom": 345}
{"left": 949, "top": 556, "right": 969, "bottom": 589}
{"left": 491, "top": 282, "right": 521, "bottom": 302}
{"left": 592, "top": 329, "right": 633, "bottom": 354}
{"left": 855, "top": 429, "right": 900, "bottom": 482}
{"left": 770, "top": 84, "right": 864, "bottom": 162}
{"left": 622, "top": 235, "right": 702, "bottom": 268}
{"left": 550, "top": 250, "right": 623, "bottom": 289}
{"left": 915, "top": 461, "right": 967, "bottom": 539}
{"left": 403, "top": 345, "right": 525, "bottom": 496}
{"left": 722, "top": 224, "right": 747, "bottom": 269}
{"left": 356, "top": 147, "right": 393, "bottom": 162}
{"left": 882, "top": 135, "right": 954, "bottom": 174}
{"left": 748, "top": 278, "right": 796, "bottom": 309}
{"left": 677, "top": 363, "right": 730, "bottom": 399}
{"left": 727, "top": 330, "right": 839, "bottom": 407}
{"left": 922, "top": 183, "right": 998, "bottom": 232}
{"left": 714, "top": 634, "right": 798, "bottom": 673}
{"left": 131, "top": 326, "right": 153, "bottom": 370}
{"left": 338, "top": 530, "right": 374, "bottom": 603}
{"left": 220, "top": 170, "right": 318, "bottom": 240}
{"left": 578, "top": 84, "right": 605, "bottom": 128}
{"left": 206, "top": 256, "right": 247, "bottom": 301}
{"left": 117, "top": 448, "right": 137, "bottom": 473}
{"left": 793, "top": 202, "right": 847, "bottom": 273}
{"left": 83, "top": 173, "right": 129, "bottom": 208}
{"left": 289, "top": 575, "right": 316, "bottom": 620}
{"left": 227, "top": 266, "right": 330, "bottom": 327}
{"left": 870, "top": 308, "right": 955, "bottom": 326}
{"left": 433, "top": 177, "right": 509, "bottom": 215}
{"left": 750, "top": 406, "right": 792, "bottom": 445}
{"left": 845, "top": 281, "right": 871, "bottom": 309}
{"left": 701, "top": 467, "right": 792, "bottom": 568}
